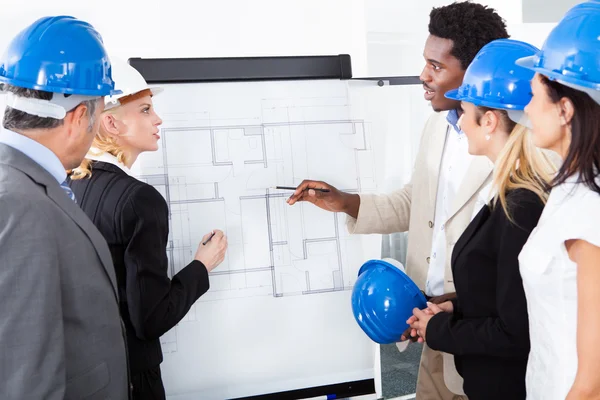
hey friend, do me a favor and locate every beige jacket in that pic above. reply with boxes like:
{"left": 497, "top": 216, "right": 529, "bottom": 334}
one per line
{"left": 347, "top": 111, "right": 493, "bottom": 394}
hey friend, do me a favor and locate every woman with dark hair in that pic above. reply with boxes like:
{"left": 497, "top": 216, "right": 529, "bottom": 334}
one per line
{"left": 515, "top": 2, "right": 600, "bottom": 399}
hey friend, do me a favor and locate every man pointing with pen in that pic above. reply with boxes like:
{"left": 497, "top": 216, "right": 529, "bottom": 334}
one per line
{"left": 287, "top": 2, "right": 510, "bottom": 399}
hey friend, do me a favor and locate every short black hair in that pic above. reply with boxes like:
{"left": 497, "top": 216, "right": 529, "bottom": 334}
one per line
{"left": 429, "top": 1, "right": 509, "bottom": 70}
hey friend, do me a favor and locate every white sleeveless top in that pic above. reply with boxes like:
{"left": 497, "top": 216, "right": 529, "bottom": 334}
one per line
{"left": 518, "top": 175, "right": 600, "bottom": 399}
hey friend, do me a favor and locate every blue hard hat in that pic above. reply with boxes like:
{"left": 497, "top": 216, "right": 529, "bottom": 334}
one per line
{"left": 445, "top": 39, "right": 539, "bottom": 110}
{"left": 351, "top": 259, "right": 427, "bottom": 344}
{"left": 516, "top": 1, "right": 600, "bottom": 91}
{"left": 0, "top": 16, "right": 119, "bottom": 96}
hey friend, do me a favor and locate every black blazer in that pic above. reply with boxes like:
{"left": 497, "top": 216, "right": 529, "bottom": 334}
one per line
{"left": 69, "top": 161, "right": 210, "bottom": 375}
{"left": 426, "top": 188, "right": 544, "bottom": 400}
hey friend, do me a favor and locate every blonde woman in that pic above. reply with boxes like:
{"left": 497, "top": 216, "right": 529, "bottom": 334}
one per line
{"left": 69, "top": 60, "right": 228, "bottom": 399}
{"left": 407, "top": 39, "right": 555, "bottom": 400}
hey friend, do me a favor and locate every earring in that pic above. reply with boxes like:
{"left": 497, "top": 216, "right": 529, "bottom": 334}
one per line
{"left": 485, "top": 134, "right": 491, "bottom": 141}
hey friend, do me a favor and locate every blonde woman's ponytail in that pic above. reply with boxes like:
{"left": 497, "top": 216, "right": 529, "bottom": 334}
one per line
{"left": 492, "top": 116, "right": 555, "bottom": 222}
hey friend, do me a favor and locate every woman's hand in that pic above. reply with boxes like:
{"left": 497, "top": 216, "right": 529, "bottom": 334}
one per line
{"left": 406, "top": 302, "right": 451, "bottom": 343}
{"left": 194, "top": 230, "right": 228, "bottom": 272}
{"left": 408, "top": 308, "right": 434, "bottom": 343}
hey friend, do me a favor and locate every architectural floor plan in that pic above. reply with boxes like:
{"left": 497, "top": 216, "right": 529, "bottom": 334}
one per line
{"left": 137, "top": 81, "right": 377, "bottom": 303}
{"left": 133, "top": 80, "right": 380, "bottom": 398}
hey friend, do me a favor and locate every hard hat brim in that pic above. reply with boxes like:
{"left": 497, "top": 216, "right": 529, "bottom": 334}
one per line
{"left": 104, "top": 86, "right": 164, "bottom": 110}
{"left": 150, "top": 86, "right": 163, "bottom": 97}
{"left": 445, "top": 88, "right": 526, "bottom": 111}
{"left": 444, "top": 88, "right": 462, "bottom": 102}
{"left": 515, "top": 55, "right": 536, "bottom": 69}
{"left": 517, "top": 55, "right": 600, "bottom": 92}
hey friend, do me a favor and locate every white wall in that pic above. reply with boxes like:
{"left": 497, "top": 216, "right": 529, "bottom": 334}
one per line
{"left": 509, "top": 23, "right": 556, "bottom": 48}
{"left": 364, "top": 0, "right": 523, "bottom": 79}
{"left": 0, "top": 0, "right": 559, "bottom": 78}
{"left": 0, "top": 0, "right": 369, "bottom": 75}
{"left": 523, "top": 0, "right": 580, "bottom": 22}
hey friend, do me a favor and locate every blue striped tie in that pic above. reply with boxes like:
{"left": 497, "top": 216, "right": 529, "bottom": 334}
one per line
{"left": 60, "top": 180, "right": 77, "bottom": 204}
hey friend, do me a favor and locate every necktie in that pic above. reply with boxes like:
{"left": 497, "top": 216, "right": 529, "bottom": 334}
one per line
{"left": 60, "top": 180, "right": 77, "bottom": 204}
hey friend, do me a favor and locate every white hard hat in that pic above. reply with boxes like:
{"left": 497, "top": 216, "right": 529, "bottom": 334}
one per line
{"left": 104, "top": 57, "right": 163, "bottom": 110}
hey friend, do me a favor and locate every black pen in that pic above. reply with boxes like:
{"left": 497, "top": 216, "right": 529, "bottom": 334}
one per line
{"left": 273, "top": 186, "right": 331, "bottom": 192}
{"left": 202, "top": 231, "right": 216, "bottom": 245}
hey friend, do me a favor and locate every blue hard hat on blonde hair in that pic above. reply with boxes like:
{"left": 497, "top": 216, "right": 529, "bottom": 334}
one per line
{"left": 352, "top": 259, "right": 427, "bottom": 344}
{"left": 516, "top": 1, "right": 600, "bottom": 92}
{"left": 445, "top": 39, "right": 539, "bottom": 110}
{"left": 0, "top": 16, "right": 119, "bottom": 96}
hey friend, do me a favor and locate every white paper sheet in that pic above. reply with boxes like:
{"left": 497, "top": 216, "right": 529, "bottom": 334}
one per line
{"left": 134, "top": 80, "right": 383, "bottom": 399}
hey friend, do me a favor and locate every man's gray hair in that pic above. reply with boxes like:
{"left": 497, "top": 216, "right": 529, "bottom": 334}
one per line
{"left": 2, "top": 85, "right": 99, "bottom": 132}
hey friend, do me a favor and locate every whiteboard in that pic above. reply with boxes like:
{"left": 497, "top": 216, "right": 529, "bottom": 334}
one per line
{"left": 133, "top": 79, "right": 391, "bottom": 399}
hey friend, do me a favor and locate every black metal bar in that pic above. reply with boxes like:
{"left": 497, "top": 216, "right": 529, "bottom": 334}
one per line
{"left": 352, "top": 76, "right": 421, "bottom": 86}
{"left": 128, "top": 55, "right": 352, "bottom": 84}
{"left": 231, "top": 378, "right": 375, "bottom": 400}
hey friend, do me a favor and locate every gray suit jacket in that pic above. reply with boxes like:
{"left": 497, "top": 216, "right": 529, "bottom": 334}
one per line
{"left": 0, "top": 144, "right": 129, "bottom": 399}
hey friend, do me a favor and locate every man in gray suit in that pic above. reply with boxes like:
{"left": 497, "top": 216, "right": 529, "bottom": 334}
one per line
{"left": 0, "top": 17, "right": 129, "bottom": 399}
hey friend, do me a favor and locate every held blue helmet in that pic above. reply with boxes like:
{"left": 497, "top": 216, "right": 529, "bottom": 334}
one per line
{"left": 351, "top": 258, "right": 427, "bottom": 344}
{"left": 0, "top": 16, "right": 119, "bottom": 96}
{"left": 445, "top": 39, "right": 539, "bottom": 110}
{"left": 516, "top": 1, "right": 600, "bottom": 92}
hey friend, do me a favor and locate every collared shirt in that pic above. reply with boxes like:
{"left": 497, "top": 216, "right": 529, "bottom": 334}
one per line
{"left": 0, "top": 127, "right": 66, "bottom": 184}
{"left": 471, "top": 181, "right": 495, "bottom": 220}
{"left": 425, "top": 109, "right": 474, "bottom": 297}
{"left": 86, "top": 147, "right": 135, "bottom": 177}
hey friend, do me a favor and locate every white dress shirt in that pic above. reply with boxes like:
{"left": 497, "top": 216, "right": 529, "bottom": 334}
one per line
{"left": 519, "top": 175, "right": 600, "bottom": 399}
{"left": 425, "top": 110, "right": 474, "bottom": 297}
{"left": 470, "top": 181, "right": 494, "bottom": 220}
